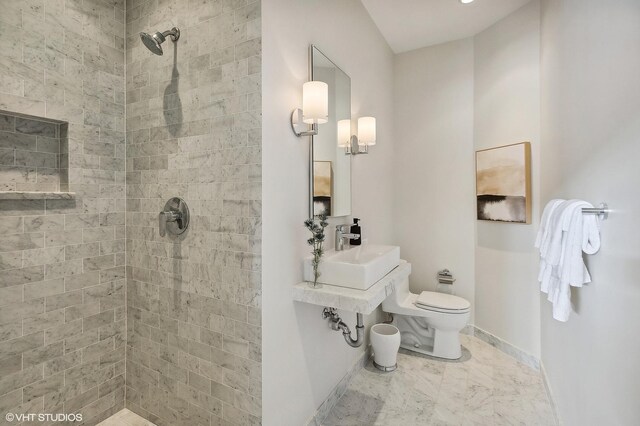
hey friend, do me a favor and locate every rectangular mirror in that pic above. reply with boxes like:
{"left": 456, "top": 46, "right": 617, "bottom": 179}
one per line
{"left": 310, "top": 46, "right": 351, "bottom": 217}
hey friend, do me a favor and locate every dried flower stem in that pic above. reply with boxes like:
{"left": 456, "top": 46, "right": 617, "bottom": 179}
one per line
{"left": 304, "top": 213, "right": 329, "bottom": 287}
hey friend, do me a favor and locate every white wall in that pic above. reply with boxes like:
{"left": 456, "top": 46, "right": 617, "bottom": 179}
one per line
{"left": 540, "top": 0, "right": 640, "bottom": 424}
{"left": 262, "top": 1, "right": 395, "bottom": 424}
{"left": 393, "top": 40, "right": 476, "bottom": 309}
{"left": 473, "top": 0, "right": 542, "bottom": 357}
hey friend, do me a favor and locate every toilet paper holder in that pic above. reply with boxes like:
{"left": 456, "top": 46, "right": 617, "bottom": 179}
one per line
{"left": 437, "top": 269, "right": 456, "bottom": 285}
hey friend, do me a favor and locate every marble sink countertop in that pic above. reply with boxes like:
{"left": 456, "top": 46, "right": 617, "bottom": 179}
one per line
{"left": 292, "top": 261, "right": 411, "bottom": 314}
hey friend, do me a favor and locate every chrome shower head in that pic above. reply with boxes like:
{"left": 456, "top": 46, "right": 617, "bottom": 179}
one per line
{"left": 140, "top": 27, "right": 180, "bottom": 55}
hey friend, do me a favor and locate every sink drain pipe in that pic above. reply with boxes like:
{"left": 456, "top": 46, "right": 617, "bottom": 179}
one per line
{"left": 323, "top": 308, "right": 365, "bottom": 348}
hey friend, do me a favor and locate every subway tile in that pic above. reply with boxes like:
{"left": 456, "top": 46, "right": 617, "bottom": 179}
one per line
{"left": 22, "top": 372, "right": 64, "bottom": 402}
{"left": 64, "top": 271, "right": 101, "bottom": 291}
{"left": 0, "top": 285, "right": 23, "bottom": 308}
{"left": 24, "top": 278, "right": 65, "bottom": 300}
{"left": 0, "top": 130, "right": 38, "bottom": 151}
{"left": 0, "top": 332, "right": 44, "bottom": 359}
{"left": 0, "top": 265, "right": 45, "bottom": 288}
{"left": 65, "top": 242, "right": 100, "bottom": 260}
{"left": 0, "top": 298, "right": 44, "bottom": 324}
{"left": 44, "top": 258, "right": 83, "bottom": 280}
{"left": 24, "top": 215, "right": 64, "bottom": 232}
{"left": 44, "top": 319, "right": 82, "bottom": 344}
{"left": 23, "top": 310, "right": 66, "bottom": 335}
{"left": 0, "top": 365, "right": 44, "bottom": 396}
{"left": 0, "top": 216, "right": 23, "bottom": 234}
{"left": 0, "top": 354, "right": 22, "bottom": 376}
{"left": 44, "top": 349, "right": 81, "bottom": 377}
{"left": 0, "top": 319, "right": 22, "bottom": 342}
{"left": 0, "top": 114, "right": 15, "bottom": 132}
{"left": 23, "top": 342, "right": 64, "bottom": 369}
{"left": 44, "top": 229, "right": 83, "bottom": 247}
{"left": 0, "top": 148, "right": 14, "bottom": 166}
{"left": 0, "top": 251, "right": 23, "bottom": 271}
{"left": 15, "top": 150, "right": 58, "bottom": 168}
{"left": 45, "top": 290, "right": 82, "bottom": 312}
{"left": 83, "top": 311, "right": 114, "bottom": 332}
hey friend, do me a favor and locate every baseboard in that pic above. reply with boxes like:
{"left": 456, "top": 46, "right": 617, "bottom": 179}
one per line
{"left": 305, "top": 347, "right": 371, "bottom": 426}
{"left": 540, "top": 361, "right": 561, "bottom": 426}
{"left": 466, "top": 324, "right": 540, "bottom": 371}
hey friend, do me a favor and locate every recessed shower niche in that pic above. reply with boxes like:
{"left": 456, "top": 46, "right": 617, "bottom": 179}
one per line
{"left": 0, "top": 110, "right": 71, "bottom": 199}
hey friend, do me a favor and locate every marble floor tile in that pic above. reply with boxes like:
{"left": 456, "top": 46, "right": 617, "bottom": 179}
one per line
{"left": 97, "top": 409, "right": 157, "bottom": 426}
{"left": 323, "top": 335, "right": 556, "bottom": 426}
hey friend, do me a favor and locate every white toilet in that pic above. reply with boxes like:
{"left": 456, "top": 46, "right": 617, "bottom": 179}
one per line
{"left": 382, "top": 277, "right": 470, "bottom": 360}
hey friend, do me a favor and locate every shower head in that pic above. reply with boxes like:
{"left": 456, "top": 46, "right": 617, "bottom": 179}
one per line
{"left": 140, "top": 27, "right": 180, "bottom": 55}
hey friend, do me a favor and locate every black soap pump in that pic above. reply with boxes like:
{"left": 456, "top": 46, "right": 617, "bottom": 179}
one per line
{"left": 350, "top": 218, "right": 362, "bottom": 246}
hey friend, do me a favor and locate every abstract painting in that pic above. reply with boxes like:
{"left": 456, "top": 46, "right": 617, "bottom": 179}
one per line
{"left": 476, "top": 142, "right": 531, "bottom": 223}
{"left": 313, "top": 161, "right": 332, "bottom": 216}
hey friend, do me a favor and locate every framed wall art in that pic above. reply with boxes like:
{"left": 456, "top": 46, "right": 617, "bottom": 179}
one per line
{"left": 476, "top": 142, "right": 531, "bottom": 224}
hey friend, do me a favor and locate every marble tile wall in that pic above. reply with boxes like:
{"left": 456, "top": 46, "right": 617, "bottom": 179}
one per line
{"left": 124, "top": 0, "right": 262, "bottom": 425}
{"left": 0, "top": 0, "right": 127, "bottom": 424}
{"left": 0, "top": 112, "right": 68, "bottom": 192}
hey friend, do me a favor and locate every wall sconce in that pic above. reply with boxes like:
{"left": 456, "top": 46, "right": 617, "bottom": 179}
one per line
{"left": 291, "top": 81, "right": 329, "bottom": 137}
{"left": 337, "top": 117, "right": 377, "bottom": 155}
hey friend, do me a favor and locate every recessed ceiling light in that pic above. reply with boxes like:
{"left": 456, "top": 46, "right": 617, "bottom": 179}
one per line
{"left": 460, "top": 0, "right": 475, "bottom": 4}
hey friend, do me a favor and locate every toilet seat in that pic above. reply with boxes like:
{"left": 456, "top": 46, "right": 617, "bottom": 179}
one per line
{"left": 414, "top": 291, "right": 470, "bottom": 313}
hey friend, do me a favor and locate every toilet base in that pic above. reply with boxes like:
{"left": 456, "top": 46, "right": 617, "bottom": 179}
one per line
{"left": 394, "top": 314, "right": 463, "bottom": 360}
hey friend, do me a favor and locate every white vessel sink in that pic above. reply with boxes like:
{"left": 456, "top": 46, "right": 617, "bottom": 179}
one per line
{"left": 304, "top": 245, "right": 401, "bottom": 290}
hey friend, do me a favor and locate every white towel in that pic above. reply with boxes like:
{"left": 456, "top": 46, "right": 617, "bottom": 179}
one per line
{"left": 553, "top": 200, "right": 591, "bottom": 321}
{"left": 538, "top": 200, "right": 578, "bottom": 297}
{"left": 536, "top": 199, "right": 601, "bottom": 322}
{"left": 535, "top": 199, "right": 564, "bottom": 252}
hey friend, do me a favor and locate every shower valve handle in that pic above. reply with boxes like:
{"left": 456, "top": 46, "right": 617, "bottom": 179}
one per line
{"left": 159, "top": 210, "right": 180, "bottom": 237}
{"left": 158, "top": 197, "right": 190, "bottom": 237}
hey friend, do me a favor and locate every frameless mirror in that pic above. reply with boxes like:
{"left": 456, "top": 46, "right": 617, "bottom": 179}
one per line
{"left": 310, "top": 46, "right": 351, "bottom": 217}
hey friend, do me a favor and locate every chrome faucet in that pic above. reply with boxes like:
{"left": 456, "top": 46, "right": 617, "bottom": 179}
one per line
{"left": 335, "top": 224, "right": 360, "bottom": 251}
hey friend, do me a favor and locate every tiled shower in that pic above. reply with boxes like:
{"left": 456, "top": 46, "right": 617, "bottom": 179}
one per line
{"left": 0, "top": 0, "right": 262, "bottom": 425}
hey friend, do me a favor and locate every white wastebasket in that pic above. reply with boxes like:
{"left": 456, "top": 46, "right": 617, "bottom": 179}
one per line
{"left": 370, "top": 323, "right": 401, "bottom": 372}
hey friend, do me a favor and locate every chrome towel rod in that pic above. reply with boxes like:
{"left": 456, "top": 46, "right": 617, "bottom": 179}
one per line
{"left": 582, "top": 202, "right": 610, "bottom": 220}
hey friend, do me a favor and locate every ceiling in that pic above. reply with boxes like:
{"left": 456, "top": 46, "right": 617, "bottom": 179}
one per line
{"left": 361, "top": 0, "right": 532, "bottom": 54}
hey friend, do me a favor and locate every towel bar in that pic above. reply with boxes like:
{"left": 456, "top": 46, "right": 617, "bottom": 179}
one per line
{"left": 581, "top": 202, "right": 610, "bottom": 220}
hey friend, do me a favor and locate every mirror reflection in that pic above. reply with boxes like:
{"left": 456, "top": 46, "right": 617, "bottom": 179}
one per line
{"left": 311, "top": 46, "right": 352, "bottom": 217}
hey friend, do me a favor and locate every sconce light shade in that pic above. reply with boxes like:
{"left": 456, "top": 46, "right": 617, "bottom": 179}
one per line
{"left": 358, "top": 117, "right": 376, "bottom": 146}
{"left": 337, "top": 120, "right": 351, "bottom": 147}
{"left": 302, "top": 81, "right": 329, "bottom": 124}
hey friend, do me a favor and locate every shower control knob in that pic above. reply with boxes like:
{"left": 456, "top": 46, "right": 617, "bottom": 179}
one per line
{"left": 159, "top": 197, "right": 189, "bottom": 237}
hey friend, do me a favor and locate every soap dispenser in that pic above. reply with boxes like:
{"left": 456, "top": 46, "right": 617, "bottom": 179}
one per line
{"left": 350, "top": 218, "right": 361, "bottom": 246}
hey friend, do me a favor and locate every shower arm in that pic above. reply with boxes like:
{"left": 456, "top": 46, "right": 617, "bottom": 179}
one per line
{"left": 162, "top": 28, "right": 180, "bottom": 41}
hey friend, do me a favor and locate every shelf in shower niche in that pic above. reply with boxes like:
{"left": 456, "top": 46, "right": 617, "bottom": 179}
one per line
{"left": 292, "top": 261, "right": 411, "bottom": 314}
{"left": 0, "top": 191, "right": 76, "bottom": 200}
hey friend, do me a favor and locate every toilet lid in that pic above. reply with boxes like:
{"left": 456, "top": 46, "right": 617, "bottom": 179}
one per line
{"left": 415, "top": 291, "right": 470, "bottom": 311}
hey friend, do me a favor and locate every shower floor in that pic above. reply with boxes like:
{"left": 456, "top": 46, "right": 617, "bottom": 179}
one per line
{"left": 97, "top": 409, "right": 156, "bottom": 426}
{"left": 322, "top": 334, "right": 556, "bottom": 425}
